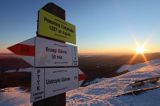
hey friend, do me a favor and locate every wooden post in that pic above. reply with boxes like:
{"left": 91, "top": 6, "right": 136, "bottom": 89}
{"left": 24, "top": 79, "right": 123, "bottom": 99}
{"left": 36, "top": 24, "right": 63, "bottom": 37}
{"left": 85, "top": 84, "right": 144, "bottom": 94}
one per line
{"left": 33, "top": 93, "right": 66, "bottom": 106}
{"left": 33, "top": 3, "right": 66, "bottom": 106}
{"left": 42, "top": 2, "right": 65, "bottom": 20}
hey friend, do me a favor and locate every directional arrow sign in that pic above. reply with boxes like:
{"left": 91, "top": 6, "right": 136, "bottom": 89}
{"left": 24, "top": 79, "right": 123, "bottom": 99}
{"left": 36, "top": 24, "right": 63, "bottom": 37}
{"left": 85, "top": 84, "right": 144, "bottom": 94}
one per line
{"left": 35, "top": 37, "right": 78, "bottom": 67}
{"left": 31, "top": 68, "right": 86, "bottom": 102}
{"left": 8, "top": 37, "right": 78, "bottom": 67}
{"left": 7, "top": 44, "right": 35, "bottom": 56}
{"left": 8, "top": 37, "right": 35, "bottom": 66}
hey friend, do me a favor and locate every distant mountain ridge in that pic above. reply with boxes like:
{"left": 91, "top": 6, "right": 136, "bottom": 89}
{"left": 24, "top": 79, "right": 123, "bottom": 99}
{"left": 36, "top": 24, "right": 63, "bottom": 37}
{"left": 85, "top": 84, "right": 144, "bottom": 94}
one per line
{"left": 0, "top": 54, "right": 31, "bottom": 72}
{"left": 0, "top": 53, "right": 160, "bottom": 78}
{"left": 79, "top": 52, "right": 160, "bottom": 79}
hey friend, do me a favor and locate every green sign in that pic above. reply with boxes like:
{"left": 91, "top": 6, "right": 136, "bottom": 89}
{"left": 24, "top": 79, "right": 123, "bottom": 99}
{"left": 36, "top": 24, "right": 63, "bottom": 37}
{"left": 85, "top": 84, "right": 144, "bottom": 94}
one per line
{"left": 38, "top": 9, "right": 76, "bottom": 44}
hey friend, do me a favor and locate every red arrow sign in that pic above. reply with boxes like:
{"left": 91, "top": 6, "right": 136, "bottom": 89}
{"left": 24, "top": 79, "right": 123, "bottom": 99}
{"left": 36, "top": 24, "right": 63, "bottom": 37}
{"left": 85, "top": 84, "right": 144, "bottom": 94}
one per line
{"left": 7, "top": 37, "right": 35, "bottom": 66}
{"left": 7, "top": 37, "right": 78, "bottom": 67}
{"left": 8, "top": 44, "right": 35, "bottom": 56}
{"left": 78, "top": 74, "right": 87, "bottom": 81}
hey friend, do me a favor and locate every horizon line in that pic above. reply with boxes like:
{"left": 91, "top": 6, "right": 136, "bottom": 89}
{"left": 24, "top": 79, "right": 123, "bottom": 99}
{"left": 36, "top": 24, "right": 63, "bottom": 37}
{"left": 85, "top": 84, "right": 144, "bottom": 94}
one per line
{"left": 1, "top": 52, "right": 159, "bottom": 56}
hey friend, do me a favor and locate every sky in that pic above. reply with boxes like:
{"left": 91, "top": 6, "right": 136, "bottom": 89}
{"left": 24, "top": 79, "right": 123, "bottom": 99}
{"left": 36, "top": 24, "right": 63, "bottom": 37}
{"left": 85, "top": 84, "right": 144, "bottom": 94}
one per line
{"left": 0, "top": 0, "right": 160, "bottom": 55}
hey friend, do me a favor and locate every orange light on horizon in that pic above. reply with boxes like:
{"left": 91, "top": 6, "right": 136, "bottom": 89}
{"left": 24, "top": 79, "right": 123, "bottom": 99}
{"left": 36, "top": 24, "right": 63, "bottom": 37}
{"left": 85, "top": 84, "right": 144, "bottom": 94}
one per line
{"left": 0, "top": 48, "right": 11, "bottom": 53}
{"left": 79, "top": 47, "right": 136, "bottom": 55}
{"left": 129, "top": 36, "right": 150, "bottom": 65}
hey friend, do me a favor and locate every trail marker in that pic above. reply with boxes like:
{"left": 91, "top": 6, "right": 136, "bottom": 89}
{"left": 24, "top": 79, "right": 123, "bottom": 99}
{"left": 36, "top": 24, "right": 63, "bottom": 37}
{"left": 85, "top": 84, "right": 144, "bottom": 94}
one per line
{"left": 31, "top": 68, "right": 86, "bottom": 102}
{"left": 8, "top": 37, "right": 35, "bottom": 66}
{"left": 35, "top": 37, "right": 78, "bottom": 67}
{"left": 8, "top": 37, "right": 78, "bottom": 67}
{"left": 7, "top": 2, "right": 86, "bottom": 105}
{"left": 38, "top": 9, "right": 76, "bottom": 44}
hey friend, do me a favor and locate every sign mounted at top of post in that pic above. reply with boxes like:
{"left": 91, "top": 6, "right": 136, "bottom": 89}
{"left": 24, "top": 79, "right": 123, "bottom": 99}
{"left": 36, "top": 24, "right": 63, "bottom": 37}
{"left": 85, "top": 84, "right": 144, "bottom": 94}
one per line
{"left": 38, "top": 9, "right": 76, "bottom": 44}
{"left": 7, "top": 2, "right": 86, "bottom": 104}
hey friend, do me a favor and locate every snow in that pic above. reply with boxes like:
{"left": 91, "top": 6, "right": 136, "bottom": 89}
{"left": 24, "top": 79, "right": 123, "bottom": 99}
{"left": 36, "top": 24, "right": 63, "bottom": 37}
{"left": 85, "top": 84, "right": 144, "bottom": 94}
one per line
{"left": 6, "top": 68, "right": 33, "bottom": 72}
{"left": 83, "top": 78, "right": 106, "bottom": 86}
{"left": 19, "top": 68, "right": 33, "bottom": 72}
{"left": 116, "top": 65, "right": 131, "bottom": 73}
{"left": 1, "top": 59, "right": 160, "bottom": 106}
{"left": 66, "top": 59, "right": 160, "bottom": 106}
{"left": 147, "top": 58, "right": 160, "bottom": 66}
{"left": 0, "top": 87, "right": 31, "bottom": 106}
{"left": 117, "top": 58, "right": 160, "bottom": 73}
{"left": 109, "top": 88, "right": 160, "bottom": 106}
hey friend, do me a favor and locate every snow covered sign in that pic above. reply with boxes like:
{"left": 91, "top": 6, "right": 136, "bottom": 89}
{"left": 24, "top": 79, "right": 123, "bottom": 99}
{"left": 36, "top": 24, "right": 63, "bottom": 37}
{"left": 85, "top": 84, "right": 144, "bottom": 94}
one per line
{"left": 31, "top": 67, "right": 86, "bottom": 102}
{"left": 8, "top": 37, "right": 78, "bottom": 67}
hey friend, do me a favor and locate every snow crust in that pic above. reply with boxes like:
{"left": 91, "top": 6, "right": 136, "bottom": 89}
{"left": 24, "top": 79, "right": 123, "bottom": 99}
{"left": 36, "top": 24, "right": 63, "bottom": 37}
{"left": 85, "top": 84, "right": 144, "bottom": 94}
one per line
{"left": 67, "top": 59, "right": 160, "bottom": 106}
{"left": 0, "top": 87, "right": 31, "bottom": 106}
{"left": 1, "top": 59, "right": 160, "bottom": 106}
{"left": 7, "top": 68, "right": 33, "bottom": 72}
{"left": 83, "top": 78, "right": 106, "bottom": 86}
{"left": 117, "top": 58, "right": 160, "bottom": 73}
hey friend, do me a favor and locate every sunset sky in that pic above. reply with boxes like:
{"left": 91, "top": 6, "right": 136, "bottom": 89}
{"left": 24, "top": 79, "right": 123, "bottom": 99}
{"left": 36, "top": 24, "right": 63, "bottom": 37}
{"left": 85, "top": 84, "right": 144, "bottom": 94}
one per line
{"left": 0, "top": 0, "right": 160, "bottom": 54}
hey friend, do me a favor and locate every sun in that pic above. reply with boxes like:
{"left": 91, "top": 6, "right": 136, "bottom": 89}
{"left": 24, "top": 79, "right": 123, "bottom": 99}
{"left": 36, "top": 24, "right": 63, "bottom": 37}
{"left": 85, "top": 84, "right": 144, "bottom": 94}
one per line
{"left": 129, "top": 36, "right": 150, "bottom": 64}
{"left": 135, "top": 46, "right": 146, "bottom": 54}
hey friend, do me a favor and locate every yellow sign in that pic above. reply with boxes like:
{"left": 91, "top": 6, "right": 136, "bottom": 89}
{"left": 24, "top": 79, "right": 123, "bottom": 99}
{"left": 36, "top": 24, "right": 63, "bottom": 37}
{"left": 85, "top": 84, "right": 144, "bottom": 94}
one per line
{"left": 38, "top": 9, "right": 76, "bottom": 44}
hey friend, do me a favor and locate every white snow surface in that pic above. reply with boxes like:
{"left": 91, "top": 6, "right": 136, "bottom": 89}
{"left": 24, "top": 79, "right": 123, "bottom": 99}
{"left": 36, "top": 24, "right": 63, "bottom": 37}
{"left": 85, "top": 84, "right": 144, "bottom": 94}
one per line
{"left": 6, "top": 68, "right": 33, "bottom": 72}
{"left": 83, "top": 78, "right": 106, "bottom": 86}
{"left": 1, "top": 59, "right": 160, "bottom": 106}
{"left": 116, "top": 65, "right": 131, "bottom": 73}
{"left": 0, "top": 87, "right": 31, "bottom": 106}
{"left": 117, "top": 58, "right": 160, "bottom": 73}
{"left": 67, "top": 59, "right": 160, "bottom": 106}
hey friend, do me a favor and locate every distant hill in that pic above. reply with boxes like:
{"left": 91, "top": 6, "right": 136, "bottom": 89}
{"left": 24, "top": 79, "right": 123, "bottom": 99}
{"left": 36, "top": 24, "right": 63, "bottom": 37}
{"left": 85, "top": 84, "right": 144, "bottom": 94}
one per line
{"left": 0, "top": 53, "right": 160, "bottom": 79}
{"left": 79, "top": 53, "right": 160, "bottom": 80}
{"left": 0, "top": 54, "right": 31, "bottom": 72}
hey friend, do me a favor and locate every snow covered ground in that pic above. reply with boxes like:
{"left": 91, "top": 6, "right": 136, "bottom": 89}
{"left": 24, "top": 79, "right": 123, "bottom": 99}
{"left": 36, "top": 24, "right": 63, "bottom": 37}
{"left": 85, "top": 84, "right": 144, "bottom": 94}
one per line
{"left": 0, "top": 59, "right": 160, "bottom": 106}
{"left": 117, "top": 58, "right": 160, "bottom": 73}
{"left": 7, "top": 68, "right": 33, "bottom": 72}
{"left": 83, "top": 78, "right": 106, "bottom": 86}
{"left": 0, "top": 87, "right": 31, "bottom": 106}
{"left": 66, "top": 59, "right": 160, "bottom": 106}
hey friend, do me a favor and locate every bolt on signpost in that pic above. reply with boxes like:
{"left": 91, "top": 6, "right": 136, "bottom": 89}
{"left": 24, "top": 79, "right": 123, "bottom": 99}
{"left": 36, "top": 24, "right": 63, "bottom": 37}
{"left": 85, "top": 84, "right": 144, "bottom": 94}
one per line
{"left": 8, "top": 2, "right": 86, "bottom": 106}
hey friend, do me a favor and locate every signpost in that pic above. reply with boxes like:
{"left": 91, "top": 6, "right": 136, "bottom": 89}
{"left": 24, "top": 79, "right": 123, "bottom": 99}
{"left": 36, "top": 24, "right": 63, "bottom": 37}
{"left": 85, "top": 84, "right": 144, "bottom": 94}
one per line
{"left": 31, "top": 68, "right": 45, "bottom": 102}
{"left": 31, "top": 68, "right": 85, "bottom": 102}
{"left": 35, "top": 37, "right": 78, "bottom": 67}
{"left": 7, "top": 2, "right": 86, "bottom": 106}
{"left": 8, "top": 37, "right": 78, "bottom": 67}
{"left": 38, "top": 9, "right": 76, "bottom": 44}
{"left": 8, "top": 37, "right": 35, "bottom": 66}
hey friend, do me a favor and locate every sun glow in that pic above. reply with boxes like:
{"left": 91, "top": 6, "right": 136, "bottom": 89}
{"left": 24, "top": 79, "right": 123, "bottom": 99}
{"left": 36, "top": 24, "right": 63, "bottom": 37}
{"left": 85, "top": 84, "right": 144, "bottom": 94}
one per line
{"left": 129, "top": 36, "right": 150, "bottom": 64}
{"left": 135, "top": 46, "right": 146, "bottom": 54}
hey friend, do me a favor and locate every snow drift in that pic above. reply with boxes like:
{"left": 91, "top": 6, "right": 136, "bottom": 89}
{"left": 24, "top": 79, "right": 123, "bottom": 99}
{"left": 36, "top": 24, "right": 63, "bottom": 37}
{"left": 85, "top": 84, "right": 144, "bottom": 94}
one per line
{"left": 0, "top": 58, "right": 160, "bottom": 106}
{"left": 67, "top": 58, "right": 160, "bottom": 106}
{"left": 117, "top": 58, "right": 160, "bottom": 73}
